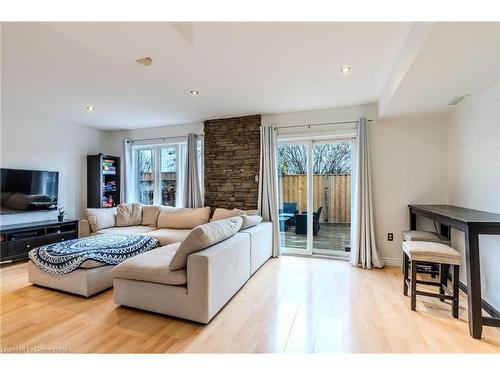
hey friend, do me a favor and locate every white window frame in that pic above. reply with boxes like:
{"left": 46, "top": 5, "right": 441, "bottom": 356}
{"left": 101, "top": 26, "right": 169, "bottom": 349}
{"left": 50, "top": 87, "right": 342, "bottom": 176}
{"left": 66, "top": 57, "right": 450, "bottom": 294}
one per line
{"left": 132, "top": 139, "right": 204, "bottom": 207}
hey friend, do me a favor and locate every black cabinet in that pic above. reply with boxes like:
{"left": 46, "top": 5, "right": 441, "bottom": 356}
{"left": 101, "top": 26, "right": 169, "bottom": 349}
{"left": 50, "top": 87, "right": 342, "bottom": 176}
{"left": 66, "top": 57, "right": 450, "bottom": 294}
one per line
{"left": 0, "top": 219, "right": 79, "bottom": 262}
{"left": 87, "top": 154, "right": 121, "bottom": 208}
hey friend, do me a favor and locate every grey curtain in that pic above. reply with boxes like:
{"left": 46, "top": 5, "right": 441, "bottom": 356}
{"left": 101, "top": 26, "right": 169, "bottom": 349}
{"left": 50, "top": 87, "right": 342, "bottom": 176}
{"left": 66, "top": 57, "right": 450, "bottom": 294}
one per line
{"left": 182, "top": 133, "right": 203, "bottom": 208}
{"left": 258, "top": 126, "right": 281, "bottom": 257}
{"left": 122, "top": 139, "right": 136, "bottom": 203}
{"left": 349, "top": 118, "right": 384, "bottom": 269}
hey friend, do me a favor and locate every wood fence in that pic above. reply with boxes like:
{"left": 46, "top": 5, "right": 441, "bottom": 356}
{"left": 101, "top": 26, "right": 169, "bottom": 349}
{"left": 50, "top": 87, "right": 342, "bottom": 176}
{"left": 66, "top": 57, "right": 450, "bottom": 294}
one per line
{"left": 279, "top": 174, "right": 351, "bottom": 223}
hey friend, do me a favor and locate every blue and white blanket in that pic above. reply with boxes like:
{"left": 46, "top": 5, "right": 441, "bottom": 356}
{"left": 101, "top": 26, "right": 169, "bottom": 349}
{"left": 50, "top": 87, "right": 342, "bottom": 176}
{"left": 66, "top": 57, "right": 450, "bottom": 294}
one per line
{"left": 29, "top": 234, "right": 158, "bottom": 275}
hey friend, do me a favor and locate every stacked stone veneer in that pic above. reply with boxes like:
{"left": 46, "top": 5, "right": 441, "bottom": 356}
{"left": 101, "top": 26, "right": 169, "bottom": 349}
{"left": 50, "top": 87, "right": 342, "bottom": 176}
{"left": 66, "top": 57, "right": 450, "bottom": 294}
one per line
{"left": 203, "top": 114, "right": 261, "bottom": 211}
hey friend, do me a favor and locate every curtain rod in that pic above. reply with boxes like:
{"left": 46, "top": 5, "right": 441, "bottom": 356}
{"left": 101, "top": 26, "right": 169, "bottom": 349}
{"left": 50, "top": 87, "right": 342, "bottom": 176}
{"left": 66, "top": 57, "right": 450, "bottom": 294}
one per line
{"left": 276, "top": 119, "right": 373, "bottom": 130}
{"left": 128, "top": 133, "right": 204, "bottom": 143}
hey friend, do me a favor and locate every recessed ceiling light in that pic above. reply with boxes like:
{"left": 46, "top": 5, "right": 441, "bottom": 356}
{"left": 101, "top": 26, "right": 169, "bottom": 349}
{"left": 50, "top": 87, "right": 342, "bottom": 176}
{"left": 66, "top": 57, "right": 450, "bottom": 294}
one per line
{"left": 84, "top": 105, "right": 96, "bottom": 112}
{"left": 340, "top": 66, "right": 352, "bottom": 74}
{"left": 190, "top": 90, "right": 199, "bottom": 96}
{"left": 136, "top": 57, "right": 153, "bottom": 66}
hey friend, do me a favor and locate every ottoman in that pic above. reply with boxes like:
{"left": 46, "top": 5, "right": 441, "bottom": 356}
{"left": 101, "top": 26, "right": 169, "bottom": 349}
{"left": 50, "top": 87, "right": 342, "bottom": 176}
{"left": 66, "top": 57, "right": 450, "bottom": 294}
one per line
{"left": 27, "top": 233, "right": 159, "bottom": 297}
{"left": 28, "top": 260, "right": 114, "bottom": 297}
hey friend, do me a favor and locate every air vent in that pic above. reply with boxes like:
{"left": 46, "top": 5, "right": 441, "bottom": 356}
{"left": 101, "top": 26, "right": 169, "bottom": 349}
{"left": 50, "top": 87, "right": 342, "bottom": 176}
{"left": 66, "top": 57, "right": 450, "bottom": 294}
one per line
{"left": 448, "top": 94, "right": 470, "bottom": 106}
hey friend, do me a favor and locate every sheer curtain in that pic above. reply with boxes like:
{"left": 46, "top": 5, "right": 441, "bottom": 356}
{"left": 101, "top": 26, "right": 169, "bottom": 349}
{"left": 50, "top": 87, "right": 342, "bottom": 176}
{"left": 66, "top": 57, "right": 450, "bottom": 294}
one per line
{"left": 258, "top": 125, "right": 281, "bottom": 257}
{"left": 182, "top": 133, "right": 203, "bottom": 208}
{"left": 349, "top": 118, "right": 384, "bottom": 269}
{"left": 122, "top": 139, "right": 136, "bottom": 203}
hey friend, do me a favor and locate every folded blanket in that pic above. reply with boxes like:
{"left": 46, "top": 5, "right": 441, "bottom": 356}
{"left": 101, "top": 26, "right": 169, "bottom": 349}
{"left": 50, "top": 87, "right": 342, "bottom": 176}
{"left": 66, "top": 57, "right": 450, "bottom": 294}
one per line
{"left": 29, "top": 234, "right": 158, "bottom": 275}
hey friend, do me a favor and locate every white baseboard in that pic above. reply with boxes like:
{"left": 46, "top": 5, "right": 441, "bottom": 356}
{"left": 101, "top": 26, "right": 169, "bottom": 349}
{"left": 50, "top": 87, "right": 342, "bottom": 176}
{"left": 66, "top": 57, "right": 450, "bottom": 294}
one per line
{"left": 382, "top": 257, "right": 402, "bottom": 267}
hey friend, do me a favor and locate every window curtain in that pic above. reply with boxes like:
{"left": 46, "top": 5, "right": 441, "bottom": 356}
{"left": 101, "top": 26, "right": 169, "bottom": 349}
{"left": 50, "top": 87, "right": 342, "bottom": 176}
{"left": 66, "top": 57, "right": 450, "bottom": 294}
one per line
{"left": 258, "top": 125, "right": 281, "bottom": 257}
{"left": 182, "top": 133, "right": 203, "bottom": 208}
{"left": 122, "top": 139, "right": 136, "bottom": 203}
{"left": 349, "top": 118, "right": 383, "bottom": 269}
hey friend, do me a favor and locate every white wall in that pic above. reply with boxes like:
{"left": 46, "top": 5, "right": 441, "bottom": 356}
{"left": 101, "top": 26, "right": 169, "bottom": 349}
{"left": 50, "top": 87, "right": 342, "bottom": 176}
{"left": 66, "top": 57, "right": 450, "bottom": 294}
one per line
{"left": 0, "top": 109, "right": 107, "bottom": 224}
{"left": 447, "top": 81, "right": 500, "bottom": 310}
{"left": 370, "top": 113, "right": 448, "bottom": 263}
{"left": 263, "top": 104, "right": 449, "bottom": 264}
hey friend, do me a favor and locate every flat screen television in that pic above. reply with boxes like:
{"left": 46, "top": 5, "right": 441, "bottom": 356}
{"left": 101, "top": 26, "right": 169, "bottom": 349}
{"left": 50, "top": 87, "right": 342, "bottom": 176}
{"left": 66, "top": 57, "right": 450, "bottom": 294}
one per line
{"left": 0, "top": 168, "right": 59, "bottom": 214}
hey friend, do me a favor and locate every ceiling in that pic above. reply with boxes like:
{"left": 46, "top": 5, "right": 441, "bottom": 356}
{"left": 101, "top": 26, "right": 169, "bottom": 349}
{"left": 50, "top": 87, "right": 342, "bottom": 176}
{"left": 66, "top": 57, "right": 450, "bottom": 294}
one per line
{"left": 379, "top": 22, "right": 500, "bottom": 117}
{"left": 1, "top": 22, "right": 411, "bottom": 130}
{"left": 2, "top": 22, "right": 499, "bottom": 130}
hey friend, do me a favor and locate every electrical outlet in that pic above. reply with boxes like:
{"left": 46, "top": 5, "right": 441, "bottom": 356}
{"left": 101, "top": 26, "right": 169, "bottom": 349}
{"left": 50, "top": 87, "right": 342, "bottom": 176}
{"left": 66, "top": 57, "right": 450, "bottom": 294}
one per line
{"left": 387, "top": 233, "right": 394, "bottom": 241}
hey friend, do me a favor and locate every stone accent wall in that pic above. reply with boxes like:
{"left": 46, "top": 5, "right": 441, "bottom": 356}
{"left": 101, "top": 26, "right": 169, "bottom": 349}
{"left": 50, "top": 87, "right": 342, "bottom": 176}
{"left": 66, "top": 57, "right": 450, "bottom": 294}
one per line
{"left": 204, "top": 114, "right": 261, "bottom": 211}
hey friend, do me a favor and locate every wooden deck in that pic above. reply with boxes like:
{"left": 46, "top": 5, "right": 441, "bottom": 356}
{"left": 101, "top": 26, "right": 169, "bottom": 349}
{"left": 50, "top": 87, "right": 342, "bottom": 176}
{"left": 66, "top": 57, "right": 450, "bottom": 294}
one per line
{"left": 280, "top": 223, "right": 351, "bottom": 253}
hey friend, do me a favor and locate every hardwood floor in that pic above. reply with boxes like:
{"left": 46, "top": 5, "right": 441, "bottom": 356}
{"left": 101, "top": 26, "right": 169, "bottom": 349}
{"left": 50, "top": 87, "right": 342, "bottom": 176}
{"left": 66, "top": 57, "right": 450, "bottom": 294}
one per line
{"left": 1, "top": 256, "right": 499, "bottom": 353}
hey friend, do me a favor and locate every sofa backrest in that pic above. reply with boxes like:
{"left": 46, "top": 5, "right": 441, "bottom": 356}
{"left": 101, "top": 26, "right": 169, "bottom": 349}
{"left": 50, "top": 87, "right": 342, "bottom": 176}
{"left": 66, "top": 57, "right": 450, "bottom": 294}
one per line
{"left": 157, "top": 206, "right": 211, "bottom": 229}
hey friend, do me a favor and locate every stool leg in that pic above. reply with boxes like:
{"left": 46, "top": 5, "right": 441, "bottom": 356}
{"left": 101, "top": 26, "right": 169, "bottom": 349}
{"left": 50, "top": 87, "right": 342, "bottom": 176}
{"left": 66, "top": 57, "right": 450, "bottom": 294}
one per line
{"left": 452, "top": 264, "right": 460, "bottom": 319}
{"left": 439, "top": 263, "right": 449, "bottom": 302}
{"left": 403, "top": 252, "right": 409, "bottom": 296}
{"left": 411, "top": 260, "right": 417, "bottom": 311}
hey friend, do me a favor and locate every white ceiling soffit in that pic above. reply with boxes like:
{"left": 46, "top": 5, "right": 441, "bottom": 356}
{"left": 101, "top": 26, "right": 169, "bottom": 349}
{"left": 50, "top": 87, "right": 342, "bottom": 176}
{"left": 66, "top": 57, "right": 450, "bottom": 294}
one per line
{"left": 378, "top": 22, "right": 500, "bottom": 118}
{"left": 1, "top": 22, "right": 411, "bottom": 130}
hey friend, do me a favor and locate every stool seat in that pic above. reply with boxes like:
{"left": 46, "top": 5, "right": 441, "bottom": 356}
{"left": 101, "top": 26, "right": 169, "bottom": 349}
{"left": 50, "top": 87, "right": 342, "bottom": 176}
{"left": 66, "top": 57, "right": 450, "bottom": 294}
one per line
{"left": 403, "top": 241, "right": 461, "bottom": 265}
{"left": 402, "top": 230, "right": 450, "bottom": 244}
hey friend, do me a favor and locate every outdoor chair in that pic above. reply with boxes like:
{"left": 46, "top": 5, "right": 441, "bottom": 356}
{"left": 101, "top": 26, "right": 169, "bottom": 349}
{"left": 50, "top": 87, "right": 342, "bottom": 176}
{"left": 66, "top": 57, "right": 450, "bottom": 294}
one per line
{"left": 295, "top": 206, "right": 323, "bottom": 236}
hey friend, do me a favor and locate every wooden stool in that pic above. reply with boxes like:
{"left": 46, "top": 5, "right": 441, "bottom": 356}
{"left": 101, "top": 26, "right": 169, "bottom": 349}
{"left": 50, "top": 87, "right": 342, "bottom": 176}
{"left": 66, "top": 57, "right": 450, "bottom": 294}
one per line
{"left": 402, "top": 230, "right": 450, "bottom": 278}
{"left": 403, "top": 241, "right": 461, "bottom": 318}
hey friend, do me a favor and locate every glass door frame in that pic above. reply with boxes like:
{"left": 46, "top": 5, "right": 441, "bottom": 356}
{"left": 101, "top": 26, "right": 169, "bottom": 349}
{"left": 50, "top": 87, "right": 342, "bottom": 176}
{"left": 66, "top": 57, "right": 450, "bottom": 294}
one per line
{"left": 277, "top": 136, "right": 353, "bottom": 257}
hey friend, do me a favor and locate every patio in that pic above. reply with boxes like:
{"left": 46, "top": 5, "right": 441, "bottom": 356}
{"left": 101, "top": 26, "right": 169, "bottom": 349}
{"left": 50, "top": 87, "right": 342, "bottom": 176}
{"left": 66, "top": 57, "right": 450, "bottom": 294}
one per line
{"left": 280, "top": 222, "right": 351, "bottom": 255}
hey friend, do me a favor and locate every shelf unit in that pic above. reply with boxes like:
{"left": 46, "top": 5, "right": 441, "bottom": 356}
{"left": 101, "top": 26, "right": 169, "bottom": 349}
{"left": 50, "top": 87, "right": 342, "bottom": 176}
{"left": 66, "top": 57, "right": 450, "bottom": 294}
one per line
{"left": 87, "top": 154, "right": 121, "bottom": 208}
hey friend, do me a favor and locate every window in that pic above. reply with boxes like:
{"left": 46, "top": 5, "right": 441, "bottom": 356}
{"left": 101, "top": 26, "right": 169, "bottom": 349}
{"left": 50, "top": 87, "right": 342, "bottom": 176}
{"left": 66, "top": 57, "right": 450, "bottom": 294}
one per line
{"left": 137, "top": 148, "right": 154, "bottom": 205}
{"left": 134, "top": 140, "right": 203, "bottom": 207}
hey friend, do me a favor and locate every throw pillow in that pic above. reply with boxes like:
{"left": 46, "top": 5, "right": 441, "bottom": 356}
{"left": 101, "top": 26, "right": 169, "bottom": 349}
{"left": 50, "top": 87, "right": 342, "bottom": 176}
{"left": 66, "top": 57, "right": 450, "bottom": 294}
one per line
{"left": 210, "top": 208, "right": 245, "bottom": 222}
{"left": 116, "top": 203, "right": 142, "bottom": 227}
{"left": 240, "top": 215, "right": 263, "bottom": 230}
{"left": 85, "top": 207, "right": 117, "bottom": 232}
{"left": 142, "top": 205, "right": 162, "bottom": 226}
{"left": 168, "top": 216, "right": 243, "bottom": 271}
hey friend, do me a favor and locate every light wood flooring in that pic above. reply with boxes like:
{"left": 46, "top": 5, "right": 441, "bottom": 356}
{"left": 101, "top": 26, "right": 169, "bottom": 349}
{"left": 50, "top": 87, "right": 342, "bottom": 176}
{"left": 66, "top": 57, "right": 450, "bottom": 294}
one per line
{"left": 1, "top": 256, "right": 499, "bottom": 353}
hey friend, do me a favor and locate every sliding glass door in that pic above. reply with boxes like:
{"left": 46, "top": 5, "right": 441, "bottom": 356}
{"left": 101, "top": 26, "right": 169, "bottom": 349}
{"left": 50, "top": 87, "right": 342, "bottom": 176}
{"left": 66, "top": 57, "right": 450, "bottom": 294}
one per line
{"left": 277, "top": 142, "right": 311, "bottom": 255}
{"left": 277, "top": 138, "right": 352, "bottom": 257}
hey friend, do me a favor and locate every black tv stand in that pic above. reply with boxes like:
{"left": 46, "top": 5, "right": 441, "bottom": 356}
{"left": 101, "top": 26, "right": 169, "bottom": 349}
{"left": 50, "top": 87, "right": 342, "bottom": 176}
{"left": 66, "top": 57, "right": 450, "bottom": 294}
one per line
{"left": 0, "top": 219, "right": 79, "bottom": 263}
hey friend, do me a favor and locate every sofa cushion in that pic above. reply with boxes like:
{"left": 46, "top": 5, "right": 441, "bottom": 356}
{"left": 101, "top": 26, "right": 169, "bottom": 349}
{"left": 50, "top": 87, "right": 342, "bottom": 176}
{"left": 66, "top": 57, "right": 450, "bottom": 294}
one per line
{"left": 210, "top": 208, "right": 245, "bottom": 222}
{"left": 85, "top": 207, "right": 117, "bottom": 232}
{"left": 157, "top": 206, "right": 211, "bottom": 229}
{"left": 169, "top": 216, "right": 243, "bottom": 271}
{"left": 96, "top": 225, "right": 156, "bottom": 235}
{"left": 240, "top": 215, "right": 263, "bottom": 230}
{"left": 116, "top": 203, "right": 142, "bottom": 227}
{"left": 145, "top": 228, "right": 192, "bottom": 246}
{"left": 142, "top": 205, "right": 162, "bottom": 226}
{"left": 112, "top": 243, "right": 187, "bottom": 285}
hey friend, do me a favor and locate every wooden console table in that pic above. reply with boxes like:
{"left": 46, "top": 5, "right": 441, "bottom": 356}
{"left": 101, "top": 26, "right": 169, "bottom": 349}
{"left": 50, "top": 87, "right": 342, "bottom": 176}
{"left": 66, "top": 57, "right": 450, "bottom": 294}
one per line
{"left": 408, "top": 204, "right": 500, "bottom": 339}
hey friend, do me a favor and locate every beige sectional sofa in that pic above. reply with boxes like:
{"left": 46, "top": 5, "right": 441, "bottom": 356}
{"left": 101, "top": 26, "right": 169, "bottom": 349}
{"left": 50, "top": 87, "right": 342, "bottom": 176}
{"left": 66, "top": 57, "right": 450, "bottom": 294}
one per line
{"left": 35, "top": 204, "right": 273, "bottom": 323}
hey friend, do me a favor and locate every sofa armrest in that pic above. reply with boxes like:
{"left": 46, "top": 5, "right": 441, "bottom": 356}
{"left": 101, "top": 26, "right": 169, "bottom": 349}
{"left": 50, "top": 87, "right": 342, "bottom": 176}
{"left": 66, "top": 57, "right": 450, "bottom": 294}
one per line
{"left": 79, "top": 219, "right": 92, "bottom": 238}
{"left": 186, "top": 233, "right": 251, "bottom": 321}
